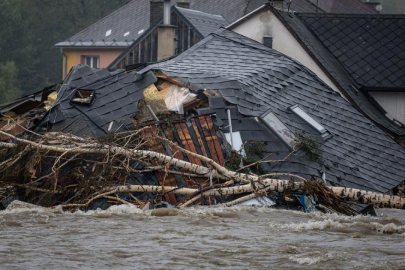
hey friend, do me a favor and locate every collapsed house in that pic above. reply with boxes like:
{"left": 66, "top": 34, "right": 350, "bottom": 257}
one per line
{"left": 18, "top": 28, "right": 403, "bottom": 208}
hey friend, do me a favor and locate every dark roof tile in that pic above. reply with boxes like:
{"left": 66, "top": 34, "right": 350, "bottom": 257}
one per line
{"left": 300, "top": 14, "right": 405, "bottom": 89}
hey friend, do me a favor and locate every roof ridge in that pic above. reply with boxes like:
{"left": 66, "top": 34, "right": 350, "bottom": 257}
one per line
{"left": 297, "top": 13, "right": 405, "bottom": 18}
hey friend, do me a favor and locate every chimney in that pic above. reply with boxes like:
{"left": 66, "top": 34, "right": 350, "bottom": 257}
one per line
{"left": 157, "top": 0, "right": 176, "bottom": 61}
{"left": 177, "top": 1, "right": 190, "bottom": 9}
{"left": 163, "top": 0, "right": 171, "bottom": 25}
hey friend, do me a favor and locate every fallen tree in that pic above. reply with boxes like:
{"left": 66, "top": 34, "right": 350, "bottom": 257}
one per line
{"left": 0, "top": 128, "right": 404, "bottom": 214}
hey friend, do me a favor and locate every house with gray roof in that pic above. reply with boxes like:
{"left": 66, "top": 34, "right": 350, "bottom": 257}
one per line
{"left": 228, "top": 3, "right": 405, "bottom": 147}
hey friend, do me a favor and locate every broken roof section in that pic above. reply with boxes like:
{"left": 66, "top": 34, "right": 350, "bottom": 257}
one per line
{"left": 299, "top": 13, "right": 405, "bottom": 90}
{"left": 36, "top": 66, "right": 157, "bottom": 137}
{"left": 139, "top": 28, "right": 405, "bottom": 194}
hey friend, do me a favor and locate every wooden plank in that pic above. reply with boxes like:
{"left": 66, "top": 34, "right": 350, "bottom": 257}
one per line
{"left": 205, "top": 116, "right": 225, "bottom": 165}
{"left": 135, "top": 44, "right": 139, "bottom": 64}
{"left": 180, "top": 122, "right": 202, "bottom": 166}
{"left": 183, "top": 99, "right": 206, "bottom": 112}
{"left": 198, "top": 116, "right": 219, "bottom": 164}
{"left": 151, "top": 29, "right": 157, "bottom": 62}
{"left": 174, "top": 123, "right": 208, "bottom": 188}
{"left": 155, "top": 74, "right": 186, "bottom": 87}
{"left": 174, "top": 123, "right": 199, "bottom": 166}
{"left": 190, "top": 118, "right": 210, "bottom": 167}
{"left": 156, "top": 81, "right": 172, "bottom": 98}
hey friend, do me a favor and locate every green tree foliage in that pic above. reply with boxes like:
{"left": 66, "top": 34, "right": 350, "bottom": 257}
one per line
{"left": 0, "top": 0, "right": 129, "bottom": 103}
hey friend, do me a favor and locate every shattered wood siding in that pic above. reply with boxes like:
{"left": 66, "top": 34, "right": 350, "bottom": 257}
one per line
{"left": 141, "top": 116, "right": 224, "bottom": 205}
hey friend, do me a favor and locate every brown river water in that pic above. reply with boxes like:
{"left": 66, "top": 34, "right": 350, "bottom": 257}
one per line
{"left": 1, "top": 202, "right": 405, "bottom": 270}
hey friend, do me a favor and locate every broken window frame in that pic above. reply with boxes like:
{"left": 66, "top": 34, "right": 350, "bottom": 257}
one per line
{"left": 259, "top": 110, "right": 295, "bottom": 149}
{"left": 71, "top": 89, "right": 95, "bottom": 105}
{"left": 290, "top": 105, "right": 332, "bottom": 140}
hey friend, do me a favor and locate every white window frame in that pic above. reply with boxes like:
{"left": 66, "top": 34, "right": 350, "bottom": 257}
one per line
{"left": 290, "top": 105, "right": 326, "bottom": 134}
{"left": 290, "top": 105, "right": 332, "bottom": 140}
{"left": 259, "top": 110, "right": 295, "bottom": 149}
{"left": 83, "top": 56, "right": 99, "bottom": 68}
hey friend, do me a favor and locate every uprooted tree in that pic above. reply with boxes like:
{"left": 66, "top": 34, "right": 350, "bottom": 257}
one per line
{"left": 0, "top": 127, "right": 404, "bottom": 215}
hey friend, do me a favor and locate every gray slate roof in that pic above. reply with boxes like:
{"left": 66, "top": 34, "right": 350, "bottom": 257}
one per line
{"left": 275, "top": 10, "right": 405, "bottom": 137}
{"left": 141, "top": 28, "right": 405, "bottom": 194}
{"left": 37, "top": 66, "right": 157, "bottom": 137}
{"left": 299, "top": 13, "right": 405, "bottom": 89}
{"left": 177, "top": 7, "right": 228, "bottom": 37}
{"left": 55, "top": 0, "right": 323, "bottom": 47}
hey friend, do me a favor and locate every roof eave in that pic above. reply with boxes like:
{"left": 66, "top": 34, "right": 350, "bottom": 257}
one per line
{"left": 54, "top": 45, "right": 129, "bottom": 49}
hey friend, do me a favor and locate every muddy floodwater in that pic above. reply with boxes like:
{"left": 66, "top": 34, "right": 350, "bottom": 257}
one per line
{"left": 1, "top": 203, "right": 405, "bottom": 270}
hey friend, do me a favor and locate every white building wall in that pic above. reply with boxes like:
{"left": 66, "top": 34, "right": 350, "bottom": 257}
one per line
{"left": 370, "top": 92, "right": 405, "bottom": 125}
{"left": 230, "top": 10, "right": 341, "bottom": 94}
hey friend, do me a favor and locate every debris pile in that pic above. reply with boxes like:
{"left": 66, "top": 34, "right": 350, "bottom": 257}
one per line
{"left": 0, "top": 124, "right": 404, "bottom": 214}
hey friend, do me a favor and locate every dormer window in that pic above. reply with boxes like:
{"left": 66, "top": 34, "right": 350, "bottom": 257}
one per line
{"left": 72, "top": 89, "right": 95, "bottom": 105}
{"left": 260, "top": 110, "right": 295, "bottom": 148}
{"left": 290, "top": 105, "right": 331, "bottom": 140}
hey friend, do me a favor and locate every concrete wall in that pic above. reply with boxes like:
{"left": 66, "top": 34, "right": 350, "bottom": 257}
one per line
{"left": 230, "top": 9, "right": 341, "bottom": 95}
{"left": 63, "top": 48, "right": 125, "bottom": 78}
{"left": 370, "top": 92, "right": 405, "bottom": 125}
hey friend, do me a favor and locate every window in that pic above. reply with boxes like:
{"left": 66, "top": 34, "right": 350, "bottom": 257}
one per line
{"left": 225, "top": 131, "right": 246, "bottom": 156}
{"left": 72, "top": 89, "right": 95, "bottom": 105}
{"left": 260, "top": 110, "right": 295, "bottom": 148}
{"left": 290, "top": 105, "right": 331, "bottom": 140}
{"left": 83, "top": 56, "right": 99, "bottom": 68}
